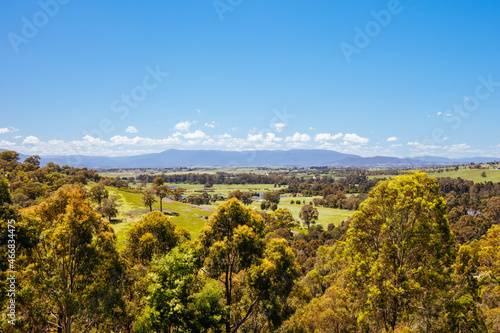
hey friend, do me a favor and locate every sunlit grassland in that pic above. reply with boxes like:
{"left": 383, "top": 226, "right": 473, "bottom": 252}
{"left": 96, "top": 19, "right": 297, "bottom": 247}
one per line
{"left": 367, "top": 165, "right": 500, "bottom": 183}
{"left": 426, "top": 166, "right": 500, "bottom": 183}
{"left": 106, "top": 187, "right": 215, "bottom": 247}
{"left": 249, "top": 195, "right": 353, "bottom": 229}
{"left": 105, "top": 184, "right": 355, "bottom": 247}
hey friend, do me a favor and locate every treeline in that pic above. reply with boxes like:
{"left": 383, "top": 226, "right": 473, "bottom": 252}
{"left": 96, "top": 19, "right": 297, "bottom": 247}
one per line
{"left": 0, "top": 150, "right": 100, "bottom": 208}
{"left": 437, "top": 177, "right": 500, "bottom": 244}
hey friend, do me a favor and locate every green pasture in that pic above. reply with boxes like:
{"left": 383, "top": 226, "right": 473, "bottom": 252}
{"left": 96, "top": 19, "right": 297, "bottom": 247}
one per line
{"left": 105, "top": 187, "right": 215, "bottom": 247}
{"left": 103, "top": 185, "right": 355, "bottom": 247}
{"left": 426, "top": 166, "right": 500, "bottom": 183}
{"left": 250, "top": 195, "right": 353, "bottom": 229}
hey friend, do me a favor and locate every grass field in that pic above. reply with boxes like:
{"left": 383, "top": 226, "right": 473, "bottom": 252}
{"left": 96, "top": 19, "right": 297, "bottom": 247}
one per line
{"left": 367, "top": 165, "right": 500, "bottom": 183}
{"left": 426, "top": 166, "right": 500, "bottom": 183}
{"left": 106, "top": 187, "right": 215, "bottom": 247}
{"left": 249, "top": 196, "right": 353, "bottom": 229}
{"left": 105, "top": 185, "right": 354, "bottom": 247}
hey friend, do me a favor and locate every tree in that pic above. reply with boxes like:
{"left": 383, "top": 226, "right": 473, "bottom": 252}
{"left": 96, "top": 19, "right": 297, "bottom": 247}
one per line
{"left": 23, "top": 155, "right": 41, "bottom": 171}
{"left": 142, "top": 188, "right": 157, "bottom": 211}
{"left": 154, "top": 184, "right": 170, "bottom": 212}
{"left": 485, "top": 197, "right": 500, "bottom": 224}
{"left": 200, "top": 198, "right": 299, "bottom": 333}
{"left": 228, "top": 190, "right": 253, "bottom": 205}
{"left": 0, "top": 178, "right": 12, "bottom": 206}
{"left": 134, "top": 244, "right": 226, "bottom": 332}
{"left": 172, "top": 187, "right": 185, "bottom": 201}
{"left": 89, "top": 184, "right": 109, "bottom": 207}
{"left": 153, "top": 176, "right": 164, "bottom": 186}
{"left": 0, "top": 150, "right": 19, "bottom": 172}
{"left": 474, "top": 224, "right": 500, "bottom": 331}
{"left": 299, "top": 204, "right": 319, "bottom": 230}
{"left": 345, "top": 171, "right": 455, "bottom": 331}
{"left": 125, "top": 211, "right": 190, "bottom": 264}
{"left": 267, "top": 208, "right": 297, "bottom": 230}
{"left": 99, "top": 195, "right": 120, "bottom": 222}
{"left": 262, "top": 190, "right": 280, "bottom": 206}
{"left": 18, "top": 185, "right": 123, "bottom": 332}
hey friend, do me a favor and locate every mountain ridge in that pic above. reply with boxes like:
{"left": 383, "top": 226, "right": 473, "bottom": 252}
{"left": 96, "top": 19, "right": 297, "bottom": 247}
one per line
{"left": 1, "top": 149, "right": 498, "bottom": 169}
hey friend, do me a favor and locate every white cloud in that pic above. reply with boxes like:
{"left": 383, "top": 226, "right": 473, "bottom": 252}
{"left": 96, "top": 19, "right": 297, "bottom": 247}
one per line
{"left": 286, "top": 133, "right": 311, "bottom": 143}
{"left": 387, "top": 136, "right": 398, "bottom": 142}
{"left": 0, "top": 127, "right": 18, "bottom": 134}
{"left": 196, "top": 109, "right": 201, "bottom": 114}
{"left": 0, "top": 140, "right": 16, "bottom": 148}
{"left": 247, "top": 133, "right": 263, "bottom": 142}
{"left": 343, "top": 133, "right": 369, "bottom": 144}
{"left": 265, "top": 133, "right": 282, "bottom": 142}
{"left": 273, "top": 123, "right": 286, "bottom": 133}
{"left": 23, "top": 136, "right": 40, "bottom": 144}
{"left": 315, "top": 133, "right": 343, "bottom": 142}
{"left": 447, "top": 143, "right": 471, "bottom": 152}
{"left": 83, "top": 135, "right": 107, "bottom": 145}
{"left": 390, "top": 144, "right": 403, "bottom": 148}
{"left": 174, "top": 121, "right": 196, "bottom": 132}
{"left": 125, "top": 126, "right": 138, "bottom": 133}
{"left": 407, "top": 142, "right": 441, "bottom": 150}
{"left": 110, "top": 135, "right": 182, "bottom": 146}
{"left": 445, "top": 113, "right": 453, "bottom": 117}
{"left": 183, "top": 130, "right": 207, "bottom": 139}
{"left": 204, "top": 121, "right": 218, "bottom": 128}
{"left": 437, "top": 112, "right": 442, "bottom": 116}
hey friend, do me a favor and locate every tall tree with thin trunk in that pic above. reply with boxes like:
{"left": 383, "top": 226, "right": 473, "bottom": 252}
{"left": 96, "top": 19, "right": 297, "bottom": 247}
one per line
{"left": 299, "top": 204, "right": 319, "bottom": 230}
{"left": 154, "top": 185, "right": 170, "bottom": 212}
{"left": 142, "top": 188, "right": 157, "bottom": 212}
{"left": 345, "top": 171, "right": 455, "bottom": 332}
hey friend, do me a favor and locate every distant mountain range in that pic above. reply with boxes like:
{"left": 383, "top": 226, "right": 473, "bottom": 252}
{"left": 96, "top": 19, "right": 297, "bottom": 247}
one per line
{"left": 2, "top": 149, "right": 498, "bottom": 169}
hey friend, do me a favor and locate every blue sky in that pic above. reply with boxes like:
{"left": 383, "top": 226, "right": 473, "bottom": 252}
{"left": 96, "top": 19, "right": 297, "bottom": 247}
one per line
{"left": 1, "top": 0, "right": 500, "bottom": 158}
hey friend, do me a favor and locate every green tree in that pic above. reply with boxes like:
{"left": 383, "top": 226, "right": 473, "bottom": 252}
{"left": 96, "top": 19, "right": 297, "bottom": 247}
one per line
{"left": 299, "top": 204, "right": 319, "bottom": 230}
{"left": 135, "top": 244, "right": 226, "bottom": 332}
{"left": 88, "top": 183, "right": 109, "bottom": 207}
{"left": 154, "top": 184, "right": 170, "bottom": 212}
{"left": 172, "top": 187, "right": 186, "bottom": 201}
{"left": 228, "top": 190, "right": 253, "bottom": 206}
{"left": 475, "top": 224, "right": 500, "bottom": 331}
{"left": 200, "top": 198, "right": 299, "bottom": 333}
{"left": 345, "top": 171, "right": 455, "bottom": 332}
{"left": 262, "top": 190, "right": 280, "bottom": 210}
{"left": 153, "top": 176, "right": 164, "bottom": 186}
{"left": 267, "top": 208, "right": 297, "bottom": 230}
{"left": 125, "top": 211, "right": 190, "bottom": 264}
{"left": 142, "top": 188, "right": 157, "bottom": 211}
{"left": 0, "top": 178, "right": 12, "bottom": 206}
{"left": 99, "top": 195, "right": 120, "bottom": 221}
{"left": 0, "top": 150, "right": 19, "bottom": 172}
{"left": 17, "top": 185, "right": 123, "bottom": 332}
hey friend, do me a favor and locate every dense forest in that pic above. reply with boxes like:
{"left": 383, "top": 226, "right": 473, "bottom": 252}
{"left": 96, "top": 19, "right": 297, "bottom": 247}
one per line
{"left": 1, "top": 150, "right": 499, "bottom": 332}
